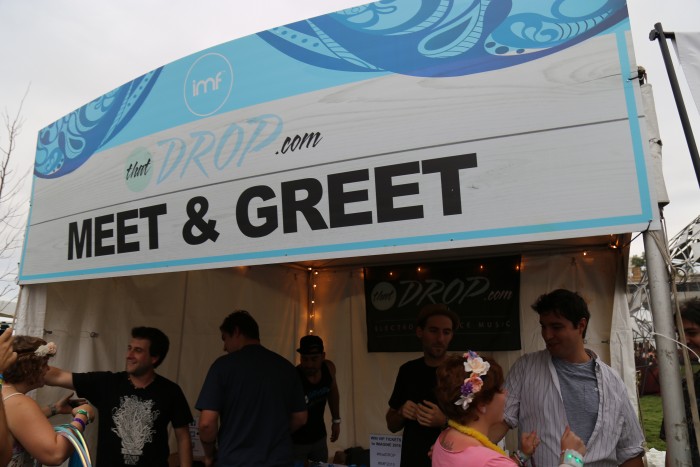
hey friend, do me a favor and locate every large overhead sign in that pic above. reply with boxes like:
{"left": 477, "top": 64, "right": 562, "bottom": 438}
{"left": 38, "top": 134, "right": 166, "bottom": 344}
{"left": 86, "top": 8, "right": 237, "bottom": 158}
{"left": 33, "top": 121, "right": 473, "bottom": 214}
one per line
{"left": 20, "top": 0, "right": 656, "bottom": 283}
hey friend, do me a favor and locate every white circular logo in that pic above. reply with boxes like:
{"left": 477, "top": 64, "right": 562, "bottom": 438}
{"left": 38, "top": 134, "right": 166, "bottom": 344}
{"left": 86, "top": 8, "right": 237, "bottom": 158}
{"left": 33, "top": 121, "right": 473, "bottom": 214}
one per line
{"left": 371, "top": 282, "right": 397, "bottom": 310}
{"left": 184, "top": 53, "right": 233, "bottom": 117}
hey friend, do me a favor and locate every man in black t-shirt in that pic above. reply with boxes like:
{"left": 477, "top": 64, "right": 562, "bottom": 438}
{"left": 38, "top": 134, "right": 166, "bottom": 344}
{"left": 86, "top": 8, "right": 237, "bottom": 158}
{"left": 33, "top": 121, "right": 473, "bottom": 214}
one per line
{"left": 386, "top": 304, "right": 459, "bottom": 467}
{"left": 46, "top": 327, "right": 193, "bottom": 467}
{"left": 292, "top": 335, "right": 341, "bottom": 464}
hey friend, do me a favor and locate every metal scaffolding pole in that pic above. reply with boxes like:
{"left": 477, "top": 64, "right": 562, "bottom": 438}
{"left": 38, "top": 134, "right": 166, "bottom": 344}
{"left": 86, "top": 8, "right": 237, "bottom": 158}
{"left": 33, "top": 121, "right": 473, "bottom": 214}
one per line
{"left": 650, "top": 23, "right": 700, "bottom": 188}
{"left": 644, "top": 228, "right": 691, "bottom": 465}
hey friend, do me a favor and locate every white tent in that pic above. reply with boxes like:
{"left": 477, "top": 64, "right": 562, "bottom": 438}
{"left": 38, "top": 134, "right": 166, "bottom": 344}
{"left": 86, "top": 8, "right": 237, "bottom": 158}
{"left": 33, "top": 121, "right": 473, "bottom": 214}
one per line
{"left": 15, "top": 0, "right": 657, "bottom": 463}
{"left": 15, "top": 240, "right": 637, "bottom": 458}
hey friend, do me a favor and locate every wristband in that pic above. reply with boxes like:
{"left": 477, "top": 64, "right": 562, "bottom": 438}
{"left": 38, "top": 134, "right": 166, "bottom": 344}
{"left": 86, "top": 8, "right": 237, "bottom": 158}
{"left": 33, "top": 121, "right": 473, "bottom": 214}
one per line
{"left": 332, "top": 418, "right": 341, "bottom": 424}
{"left": 49, "top": 404, "right": 58, "bottom": 417}
{"left": 513, "top": 449, "right": 530, "bottom": 466}
{"left": 76, "top": 409, "right": 91, "bottom": 423}
{"left": 0, "top": 373, "right": 4, "bottom": 388}
{"left": 560, "top": 449, "right": 584, "bottom": 466}
{"left": 72, "top": 417, "right": 86, "bottom": 430}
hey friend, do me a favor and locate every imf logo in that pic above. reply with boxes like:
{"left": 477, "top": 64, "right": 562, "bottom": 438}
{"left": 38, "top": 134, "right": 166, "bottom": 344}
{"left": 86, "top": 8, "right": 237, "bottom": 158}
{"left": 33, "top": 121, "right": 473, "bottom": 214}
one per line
{"left": 184, "top": 52, "right": 233, "bottom": 117}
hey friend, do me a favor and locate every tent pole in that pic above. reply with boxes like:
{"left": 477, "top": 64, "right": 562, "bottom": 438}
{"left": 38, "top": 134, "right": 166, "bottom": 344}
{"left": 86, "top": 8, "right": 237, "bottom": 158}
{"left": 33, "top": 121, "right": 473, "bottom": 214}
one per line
{"left": 644, "top": 226, "right": 691, "bottom": 465}
{"left": 649, "top": 23, "right": 700, "bottom": 188}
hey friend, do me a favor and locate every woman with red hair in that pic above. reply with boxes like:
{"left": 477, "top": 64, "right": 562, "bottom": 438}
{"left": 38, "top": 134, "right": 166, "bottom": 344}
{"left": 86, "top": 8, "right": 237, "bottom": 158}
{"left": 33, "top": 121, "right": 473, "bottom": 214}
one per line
{"left": 2, "top": 336, "right": 95, "bottom": 466}
{"left": 433, "top": 351, "right": 586, "bottom": 466}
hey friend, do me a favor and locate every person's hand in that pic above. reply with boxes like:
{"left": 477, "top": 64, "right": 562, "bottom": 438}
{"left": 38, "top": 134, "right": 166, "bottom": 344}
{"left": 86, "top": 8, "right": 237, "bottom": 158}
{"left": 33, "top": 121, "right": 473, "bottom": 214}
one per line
{"left": 520, "top": 431, "right": 540, "bottom": 457}
{"left": 71, "top": 403, "right": 95, "bottom": 424}
{"left": 561, "top": 426, "right": 586, "bottom": 456}
{"left": 330, "top": 420, "right": 340, "bottom": 442}
{"left": 0, "top": 327, "right": 17, "bottom": 373}
{"left": 54, "top": 392, "right": 88, "bottom": 415}
{"left": 398, "top": 400, "right": 419, "bottom": 421}
{"left": 416, "top": 400, "right": 447, "bottom": 428}
{"left": 203, "top": 454, "right": 215, "bottom": 467}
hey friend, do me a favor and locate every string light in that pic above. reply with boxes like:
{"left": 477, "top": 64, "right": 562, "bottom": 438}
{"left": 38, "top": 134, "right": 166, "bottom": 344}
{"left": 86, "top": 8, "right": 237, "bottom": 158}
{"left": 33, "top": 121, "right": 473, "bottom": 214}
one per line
{"left": 308, "top": 268, "right": 319, "bottom": 334}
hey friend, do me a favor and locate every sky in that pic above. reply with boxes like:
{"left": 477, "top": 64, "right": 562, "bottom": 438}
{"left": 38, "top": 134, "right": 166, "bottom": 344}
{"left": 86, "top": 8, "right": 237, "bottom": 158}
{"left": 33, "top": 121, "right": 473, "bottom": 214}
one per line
{"left": 1, "top": 0, "right": 699, "bottom": 300}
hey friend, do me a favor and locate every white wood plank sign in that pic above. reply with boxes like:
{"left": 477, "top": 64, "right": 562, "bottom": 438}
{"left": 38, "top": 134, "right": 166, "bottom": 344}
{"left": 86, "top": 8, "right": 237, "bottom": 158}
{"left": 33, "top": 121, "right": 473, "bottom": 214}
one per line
{"left": 20, "top": 0, "right": 657, "bottom": 283}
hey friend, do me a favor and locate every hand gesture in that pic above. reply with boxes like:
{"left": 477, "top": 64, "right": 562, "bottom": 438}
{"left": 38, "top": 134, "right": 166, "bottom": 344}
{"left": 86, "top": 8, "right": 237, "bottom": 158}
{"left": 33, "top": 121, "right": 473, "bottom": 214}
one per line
{"left": 561, "top": 426, "right": 586, "bottom": 456}
{"left": 0, "top": 327, "right": 17, "bottom": 373}
{"left": 520, "top": 431, "right": 540, "bottom": 457}
{"left": 399, "top": 400, "right": 419, "bottom": 421}
{"left": 55, "top": 392, "right": 89, "bottom": 415}
{"left": 416, "top": 400, "right": 447, "bottom": 428}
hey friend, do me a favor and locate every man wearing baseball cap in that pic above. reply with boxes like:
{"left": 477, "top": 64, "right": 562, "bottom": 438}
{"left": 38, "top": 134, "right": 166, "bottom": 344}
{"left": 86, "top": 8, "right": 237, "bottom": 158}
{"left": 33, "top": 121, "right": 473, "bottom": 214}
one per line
{"left": 292, "top": 335, "right": 341, "bottom": 464}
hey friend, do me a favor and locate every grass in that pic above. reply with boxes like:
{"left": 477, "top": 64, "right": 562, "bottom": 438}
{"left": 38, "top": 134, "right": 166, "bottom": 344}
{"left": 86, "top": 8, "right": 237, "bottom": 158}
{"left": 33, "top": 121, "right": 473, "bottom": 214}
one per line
{"left": 640, "top": 394, "right": 666, "bottom": 451}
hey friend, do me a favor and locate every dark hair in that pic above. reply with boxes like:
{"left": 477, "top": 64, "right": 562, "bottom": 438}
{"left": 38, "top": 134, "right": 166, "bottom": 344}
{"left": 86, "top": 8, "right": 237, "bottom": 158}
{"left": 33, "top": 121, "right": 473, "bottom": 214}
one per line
{"left": 436, "top": 354, "right": 504, "bottom": 425}
{"left": 131, "top": 327, "right": 169, "bottom": 368}
{"left": 4, "top": 336, "right": 51, "bottom": 386}
{"left": 416, "top": 303, "right": 460, "bottom": 330}
{"left": 681, "top": 298, "right": 700, "bottom": 325}
{"left": 531, "top": 289, "right": 591, "bottom": 338}
{"left": 220, "top": 310, "right": 260, "bottom": 340}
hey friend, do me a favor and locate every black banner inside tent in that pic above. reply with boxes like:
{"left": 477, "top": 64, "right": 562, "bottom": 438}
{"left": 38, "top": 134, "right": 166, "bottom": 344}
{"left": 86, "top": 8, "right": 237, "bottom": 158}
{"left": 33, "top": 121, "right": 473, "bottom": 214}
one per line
{"left": 365, "top": 256, "right": 521, "bottom": 352}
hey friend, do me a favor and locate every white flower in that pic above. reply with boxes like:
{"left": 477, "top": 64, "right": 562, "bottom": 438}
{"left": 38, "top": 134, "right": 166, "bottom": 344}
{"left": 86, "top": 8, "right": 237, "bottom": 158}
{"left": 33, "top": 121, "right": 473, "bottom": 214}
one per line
{"left": 464, "top": 355, "right": 490, "bottom": 376}
{"left": 34, "top": 342, "right": 57, "bottom": 357}
{"left": 454, "top": 393, "right": 474, "bottom": 410}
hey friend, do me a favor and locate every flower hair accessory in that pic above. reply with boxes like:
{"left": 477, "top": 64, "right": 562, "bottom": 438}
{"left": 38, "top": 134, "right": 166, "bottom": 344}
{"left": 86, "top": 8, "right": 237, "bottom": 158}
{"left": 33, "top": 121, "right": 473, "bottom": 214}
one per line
{"left": 455, "top": 350, "right": 490, "bottom": 410}
{"left": 34, "top": 342, "right": 57, "bottom": 357}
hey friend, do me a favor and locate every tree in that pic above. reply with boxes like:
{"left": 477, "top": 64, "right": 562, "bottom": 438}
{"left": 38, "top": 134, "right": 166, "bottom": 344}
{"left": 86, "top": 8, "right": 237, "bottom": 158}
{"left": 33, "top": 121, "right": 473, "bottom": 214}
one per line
{"left": 631, "top": 252, "right": 646, "bottom": 268}
{"left": 0, "top": 91, "right": 30, "bottom": 310}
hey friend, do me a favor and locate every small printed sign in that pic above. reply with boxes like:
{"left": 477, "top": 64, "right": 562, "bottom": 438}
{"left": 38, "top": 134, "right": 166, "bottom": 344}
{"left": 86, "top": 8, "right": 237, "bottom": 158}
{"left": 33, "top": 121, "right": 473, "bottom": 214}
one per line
{"left": 370, "top": 434, "right": 402, "bottom": 467}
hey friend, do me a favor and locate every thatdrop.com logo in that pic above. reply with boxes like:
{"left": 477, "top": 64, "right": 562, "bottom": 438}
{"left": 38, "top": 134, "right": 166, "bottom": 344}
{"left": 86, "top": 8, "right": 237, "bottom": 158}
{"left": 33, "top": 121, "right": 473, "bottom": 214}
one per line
{"left": 184, "top": 53, "right": 233, "bottom": 117}
{"left": 371, "top": 282, "right": 397, "bottom": 311}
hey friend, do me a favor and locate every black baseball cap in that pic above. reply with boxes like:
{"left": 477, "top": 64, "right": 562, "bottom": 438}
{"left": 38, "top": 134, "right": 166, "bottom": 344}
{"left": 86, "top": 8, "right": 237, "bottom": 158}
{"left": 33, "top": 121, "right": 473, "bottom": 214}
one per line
{"left": 297, "top": 335, "right": 324, "bottom": 354}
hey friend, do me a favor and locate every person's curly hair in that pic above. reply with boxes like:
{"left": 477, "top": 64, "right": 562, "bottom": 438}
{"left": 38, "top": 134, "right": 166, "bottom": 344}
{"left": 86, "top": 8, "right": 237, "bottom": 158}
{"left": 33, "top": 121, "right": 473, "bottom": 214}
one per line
{"left": 3, "top": 336, "right": 52, "bottom": 387}
{"left": 435, "top": 354, "right": 504, "bottom": 425}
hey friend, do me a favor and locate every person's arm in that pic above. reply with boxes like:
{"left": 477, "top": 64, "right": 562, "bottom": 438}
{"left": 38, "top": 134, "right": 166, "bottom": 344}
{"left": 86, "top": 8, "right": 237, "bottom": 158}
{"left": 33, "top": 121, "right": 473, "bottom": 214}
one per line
{"left": 326, "top": 360, "right": 341, "bottom": 442}
{"left": 42, "top": 392, "right": 88, "bottom": 418}
{"left": 619, "top": 455, "right": 644, "bottom": 467}
{"left": 198, "top": 409, "right": 219, "bottom": 467}
{"left": 4, "top": 394, "right": 92, "bottom": 465}
{"left": 386, "top": 402, "right": 418, "bottom": 433}
{"left": 0, "top": 399, "right": 10, "bottom": 466}
{"left": 0, "top": 327, "right": 17, "bottom": 465}
{"left": 45, "top": 366, "right": 76, "bottom": 390}
{"left": 290, "top": 409, "right": 308, "bottom": 433}
{"left": 488, "top": 420, "right": 511, "bottom": 443}
{"left": 174, "top": 425, "right": 193, "bottom": 467}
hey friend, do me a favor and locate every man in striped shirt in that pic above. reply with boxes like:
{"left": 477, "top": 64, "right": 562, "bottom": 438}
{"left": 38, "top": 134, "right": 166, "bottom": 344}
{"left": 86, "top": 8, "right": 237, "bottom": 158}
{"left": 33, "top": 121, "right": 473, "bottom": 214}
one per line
{"left": 495, "top": 289, "right": 645, "bottom": 466}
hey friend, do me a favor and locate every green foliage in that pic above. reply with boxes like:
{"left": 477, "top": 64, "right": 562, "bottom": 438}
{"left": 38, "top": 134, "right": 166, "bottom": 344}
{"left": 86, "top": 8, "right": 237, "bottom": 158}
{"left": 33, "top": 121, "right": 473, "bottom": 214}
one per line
{"left": 640, "top": 394, "right": 666, "bottom": 451}
{"left": 631, "top": 253, "right": 646, "bottom": 268}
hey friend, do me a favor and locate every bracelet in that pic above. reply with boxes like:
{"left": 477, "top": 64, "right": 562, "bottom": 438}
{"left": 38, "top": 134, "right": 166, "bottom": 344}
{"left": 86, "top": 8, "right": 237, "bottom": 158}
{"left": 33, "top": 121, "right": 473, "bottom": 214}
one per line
{"left": 332, "top": 418, "right": 341, "bottom": 424}
{"left": 76, "top": 409, "right": 91, "bottom": 424}
{"left": 49, "top": 404, "right": 58, "bottom": 417}
{"left": 72, "top": 417, "right": 86, "bottom": 430}
{"left": 513, "top": 450, "right": 530, "bottom": 466}
{"left": 0, "top": 373, "right": 4, "bottom": 388}
{"left": 560, "top": 449, "right": 584, "bottom": 466}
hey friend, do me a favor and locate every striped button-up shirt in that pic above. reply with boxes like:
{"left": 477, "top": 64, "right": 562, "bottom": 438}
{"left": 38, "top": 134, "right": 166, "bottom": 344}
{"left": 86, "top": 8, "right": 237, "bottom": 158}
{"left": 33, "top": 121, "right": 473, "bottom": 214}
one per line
{"left": 504, "top": 349, "right": 644, "bottom": 466}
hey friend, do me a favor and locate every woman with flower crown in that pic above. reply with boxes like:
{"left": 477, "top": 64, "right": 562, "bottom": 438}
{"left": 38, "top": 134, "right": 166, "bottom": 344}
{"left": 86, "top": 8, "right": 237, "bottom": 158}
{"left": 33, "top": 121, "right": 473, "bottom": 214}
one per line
{"left": 432, "top": 351, "right": 586, "bottom": 466}
{"left": 1, "top": 336, "right": 95, "bottom": 467}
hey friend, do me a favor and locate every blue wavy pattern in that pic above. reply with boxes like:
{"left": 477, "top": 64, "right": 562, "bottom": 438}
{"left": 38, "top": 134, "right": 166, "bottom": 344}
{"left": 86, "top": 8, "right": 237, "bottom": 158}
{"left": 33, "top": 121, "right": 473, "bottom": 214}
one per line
{"left": 257, "top": 0, "right": 627, "bottom": 76}
{"left": 35, "top": 68, "right": 162, "bottom": 179}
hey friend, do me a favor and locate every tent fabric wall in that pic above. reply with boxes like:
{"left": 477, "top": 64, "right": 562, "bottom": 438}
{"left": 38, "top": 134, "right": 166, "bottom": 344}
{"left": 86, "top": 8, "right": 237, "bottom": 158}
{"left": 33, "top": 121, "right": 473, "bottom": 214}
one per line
{"left": 16, "top": 247, "right": 636, "bottom": 461}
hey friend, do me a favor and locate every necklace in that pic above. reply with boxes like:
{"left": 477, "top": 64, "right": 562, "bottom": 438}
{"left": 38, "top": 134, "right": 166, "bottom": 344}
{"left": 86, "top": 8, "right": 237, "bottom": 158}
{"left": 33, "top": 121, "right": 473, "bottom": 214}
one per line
{"left": 448, "top": 420, "right": 507, "bottom": 456}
